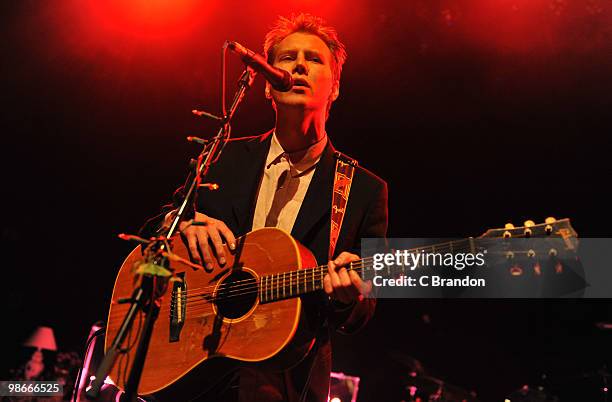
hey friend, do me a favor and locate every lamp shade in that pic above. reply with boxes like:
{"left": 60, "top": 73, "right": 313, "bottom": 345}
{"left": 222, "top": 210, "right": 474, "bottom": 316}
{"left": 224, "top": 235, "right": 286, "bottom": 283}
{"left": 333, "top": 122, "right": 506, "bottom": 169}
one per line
{"left": 23, "top": 326, "right": 57, "bottom": 351}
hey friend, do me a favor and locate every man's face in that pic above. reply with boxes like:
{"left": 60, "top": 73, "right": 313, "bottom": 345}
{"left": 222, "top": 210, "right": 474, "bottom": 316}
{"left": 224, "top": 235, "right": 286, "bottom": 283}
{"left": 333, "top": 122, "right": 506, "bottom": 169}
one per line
{"left": 269, "top": 32, "right": 339, "bottom": 113}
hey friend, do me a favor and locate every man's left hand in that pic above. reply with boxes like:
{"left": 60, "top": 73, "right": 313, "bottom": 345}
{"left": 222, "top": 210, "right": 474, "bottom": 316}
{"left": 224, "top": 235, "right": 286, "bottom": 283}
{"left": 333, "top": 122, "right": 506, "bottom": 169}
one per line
{"left": 323, "top": 251, "right": 373, "bottom": 305}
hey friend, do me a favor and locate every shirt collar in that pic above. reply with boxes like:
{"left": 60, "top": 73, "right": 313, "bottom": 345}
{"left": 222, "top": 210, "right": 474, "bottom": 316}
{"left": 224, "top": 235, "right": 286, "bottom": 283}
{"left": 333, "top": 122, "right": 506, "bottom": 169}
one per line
{"left": 266, "top": 131, "right": 328, "bottom": 176}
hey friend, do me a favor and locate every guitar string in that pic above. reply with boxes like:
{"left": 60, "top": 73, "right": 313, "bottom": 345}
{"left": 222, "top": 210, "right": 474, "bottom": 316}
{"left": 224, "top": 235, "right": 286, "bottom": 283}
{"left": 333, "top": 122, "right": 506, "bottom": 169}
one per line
{"left": 115, "top": 253, "right": 559, "bottom": 322}
{"left": 127, "top": 239, "right": 475, "bottom": 317}
{"left": 109, "top": 234, "right": 555, "bottom": 320}
{"left": 165, "top": 263, "right": 369, "bottom": 318}
{"left": 163, "top": 239, "right": 463, "bottom": 296}
{"left": 165, "top": 253, "right": 495, "bottom": 317}
{"left": 170, "top": 244, "right": 488, "bottom": 308}
{"left": 111, "top": 245, "right": 552, "bottom": 321}
{"left": 173, "top": 237, "right": 480, "bottom": 296}
{"left": 165, "top": 249, "right": 560, "bottom": 318}
{"left": 165, "top": 251, "right": 561, "bottom": 319}
{"left": 174, "top": 235, "right": 530, "bottom": 300}
{"left": 111, "top": 249, "right": 469, "bottom": 320}
{"left": 121, "top": 234, "right": 536, "bottom": 304}
{"left": 123, "top": 228, "right": 555, "bottom": 302}
{"left": 122, "top": 261, "right": 370, "bottom": 319}
{"left": 112, "top": 262, "right": 368, "bottom": 320}
{"left": 110, "top": 246, "right": 557, "bottom": 321}
{"left": 175, "top": 233, "right": 543, "bottom": 297}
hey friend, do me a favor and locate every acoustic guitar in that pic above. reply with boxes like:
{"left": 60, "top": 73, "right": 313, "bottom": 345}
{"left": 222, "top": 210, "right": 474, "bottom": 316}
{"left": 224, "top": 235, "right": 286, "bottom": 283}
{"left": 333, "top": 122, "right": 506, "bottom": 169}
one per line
{"left": 105, "top": 218, "right": 577, "bottom": 400}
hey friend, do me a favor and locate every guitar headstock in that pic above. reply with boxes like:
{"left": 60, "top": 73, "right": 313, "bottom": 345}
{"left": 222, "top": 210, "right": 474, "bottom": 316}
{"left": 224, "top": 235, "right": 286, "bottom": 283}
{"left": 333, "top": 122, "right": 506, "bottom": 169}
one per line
{"left": 479, "top": 217, "right": 577, "bottom": 249}
{"left": 476, "top": 218, "right": 580, "bottom": 279}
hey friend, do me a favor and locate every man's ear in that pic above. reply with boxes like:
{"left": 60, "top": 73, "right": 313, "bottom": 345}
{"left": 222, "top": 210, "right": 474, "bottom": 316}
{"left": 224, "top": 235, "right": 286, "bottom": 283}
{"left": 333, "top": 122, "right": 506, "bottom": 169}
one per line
{"left": 265, "top": 82, "right": 272, "bottom": 99}
{"left": 331, "top": 80, "right": 340, "bottom": 102}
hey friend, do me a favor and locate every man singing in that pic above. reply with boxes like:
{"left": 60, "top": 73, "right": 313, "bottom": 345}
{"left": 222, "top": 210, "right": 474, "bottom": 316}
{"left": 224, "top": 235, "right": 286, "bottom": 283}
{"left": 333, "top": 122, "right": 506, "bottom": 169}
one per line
{"left": 148, "top": 13, "right": 388, "bottom": 402}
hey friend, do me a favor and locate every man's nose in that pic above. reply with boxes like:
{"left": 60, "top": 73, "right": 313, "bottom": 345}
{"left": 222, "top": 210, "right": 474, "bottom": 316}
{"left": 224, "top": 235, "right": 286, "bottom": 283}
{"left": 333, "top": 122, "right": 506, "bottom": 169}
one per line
{"left": 293, "top": 55, "right": 308, "bottom": 75}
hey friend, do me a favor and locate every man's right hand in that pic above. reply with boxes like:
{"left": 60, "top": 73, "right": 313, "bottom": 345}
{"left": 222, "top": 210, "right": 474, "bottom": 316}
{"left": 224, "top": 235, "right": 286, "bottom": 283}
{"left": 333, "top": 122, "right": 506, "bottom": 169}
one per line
{"left": 177, "top": 211, "right": 236, "bottom": 270}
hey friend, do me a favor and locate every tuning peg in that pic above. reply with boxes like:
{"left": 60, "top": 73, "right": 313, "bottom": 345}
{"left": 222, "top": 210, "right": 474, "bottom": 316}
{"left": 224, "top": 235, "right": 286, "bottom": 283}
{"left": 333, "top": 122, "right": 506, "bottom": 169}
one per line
{"left": 503, "top": 223, "right": 514, "bottom": 238}
{"left": 523, "top": 220, "right": 534, "bottom": 237}
{"left": 544, "top": 217, "right": 556, "bottom": 235}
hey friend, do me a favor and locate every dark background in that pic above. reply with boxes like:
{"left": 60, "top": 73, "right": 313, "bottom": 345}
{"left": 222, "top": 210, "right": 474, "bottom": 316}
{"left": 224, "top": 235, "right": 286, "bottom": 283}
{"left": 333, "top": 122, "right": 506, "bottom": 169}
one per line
{"left": 2, "top": 0, "right": 611, "bottom": 400}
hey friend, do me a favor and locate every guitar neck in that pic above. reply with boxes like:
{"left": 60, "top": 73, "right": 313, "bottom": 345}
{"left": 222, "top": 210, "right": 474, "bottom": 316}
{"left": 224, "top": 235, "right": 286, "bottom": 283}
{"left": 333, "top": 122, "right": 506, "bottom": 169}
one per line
{"left": 259, "top": 237, "right": 480, "bottom": 303}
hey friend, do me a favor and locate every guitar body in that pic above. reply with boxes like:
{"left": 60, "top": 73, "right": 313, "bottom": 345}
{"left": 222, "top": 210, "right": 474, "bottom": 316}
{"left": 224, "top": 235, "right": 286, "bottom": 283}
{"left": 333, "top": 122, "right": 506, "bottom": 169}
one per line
{"left": 105, "top": 228, "right": 318, "bottom": 400}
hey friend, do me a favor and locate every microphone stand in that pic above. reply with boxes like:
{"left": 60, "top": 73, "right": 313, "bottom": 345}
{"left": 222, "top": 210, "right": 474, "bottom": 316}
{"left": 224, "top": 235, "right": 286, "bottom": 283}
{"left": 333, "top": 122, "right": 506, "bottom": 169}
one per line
{"left": 86, "top": 66, "right": 257, "bottom": 402}
{"left": 167, "top": 66, "right": 256, "bottom": 238}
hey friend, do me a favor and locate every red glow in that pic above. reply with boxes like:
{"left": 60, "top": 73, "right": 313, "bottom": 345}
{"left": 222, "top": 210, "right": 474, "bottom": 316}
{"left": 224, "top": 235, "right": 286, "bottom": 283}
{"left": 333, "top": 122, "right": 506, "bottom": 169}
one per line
{"left": 84, "top": 0, "right": 205, "bottom": 39}
{"left": 36, "top": 0, "right": 222, "bottom": 79}
{"left": 259, "top": 0, "right": 343, "bottom": 23}
{"left": 452, "top": 0, "right": 576, "bottom": 53}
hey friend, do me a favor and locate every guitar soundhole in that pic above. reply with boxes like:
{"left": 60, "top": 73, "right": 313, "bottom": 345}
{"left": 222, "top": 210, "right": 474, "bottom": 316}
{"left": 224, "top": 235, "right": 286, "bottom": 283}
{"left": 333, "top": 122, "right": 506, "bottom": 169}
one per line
{"left": 214, "top": 270, "right": 258, "bottom": 320}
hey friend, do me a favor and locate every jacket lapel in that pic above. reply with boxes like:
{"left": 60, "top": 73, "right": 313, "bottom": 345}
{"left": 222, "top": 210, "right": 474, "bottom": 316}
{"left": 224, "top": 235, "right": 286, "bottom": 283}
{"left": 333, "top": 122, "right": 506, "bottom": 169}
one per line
{"left": 291, "top": 139, "right": 336, "bottom": 243}
{"left": 231, "top": 131, "right": 273, "bottom": 234}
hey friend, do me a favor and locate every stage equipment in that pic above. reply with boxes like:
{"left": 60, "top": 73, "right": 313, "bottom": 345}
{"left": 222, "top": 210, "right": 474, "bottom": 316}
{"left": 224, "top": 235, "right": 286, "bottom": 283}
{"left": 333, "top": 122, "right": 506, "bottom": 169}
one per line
{"left": 329, "top": 371, "right": 360, "bottom": 402}
{"left": 73, "top": 322, "right": 148, "bottom": 402}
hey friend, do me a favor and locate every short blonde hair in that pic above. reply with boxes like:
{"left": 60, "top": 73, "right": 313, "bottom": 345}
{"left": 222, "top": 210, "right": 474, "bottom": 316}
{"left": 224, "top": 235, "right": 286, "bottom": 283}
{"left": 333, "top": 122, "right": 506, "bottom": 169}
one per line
{"left": 263, "top": 13, "right": 347, "bottom": 84}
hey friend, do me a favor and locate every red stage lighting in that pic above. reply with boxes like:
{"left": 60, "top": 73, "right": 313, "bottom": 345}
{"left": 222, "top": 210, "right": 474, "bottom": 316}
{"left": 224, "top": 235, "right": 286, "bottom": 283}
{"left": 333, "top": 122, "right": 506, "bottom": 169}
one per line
{"left": 84, "top": 0, "right": 205, "bottom": 39}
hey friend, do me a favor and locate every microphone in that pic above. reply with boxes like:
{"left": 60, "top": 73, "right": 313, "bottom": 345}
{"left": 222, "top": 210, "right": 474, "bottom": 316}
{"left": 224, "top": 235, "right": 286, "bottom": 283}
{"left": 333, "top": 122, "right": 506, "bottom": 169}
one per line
{"left": 226, "top": 41, "right": 293, "bottom": 92}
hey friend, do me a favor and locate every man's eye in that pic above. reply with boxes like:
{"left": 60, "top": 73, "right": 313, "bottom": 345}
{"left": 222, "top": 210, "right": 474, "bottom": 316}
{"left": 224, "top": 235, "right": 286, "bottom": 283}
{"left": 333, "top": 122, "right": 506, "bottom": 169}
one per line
{"left": 279, "top": 55, "right": 294, "bottom": 61}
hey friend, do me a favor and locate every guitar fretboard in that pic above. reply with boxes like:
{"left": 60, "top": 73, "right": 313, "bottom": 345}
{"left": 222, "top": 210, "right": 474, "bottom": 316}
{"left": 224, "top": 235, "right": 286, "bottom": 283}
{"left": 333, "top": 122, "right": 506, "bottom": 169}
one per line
{"left": 259, "top": 267, "right": 327, "bottom": 303}
{"left": 258, "top": 237, "right": 482, "bottom": 303}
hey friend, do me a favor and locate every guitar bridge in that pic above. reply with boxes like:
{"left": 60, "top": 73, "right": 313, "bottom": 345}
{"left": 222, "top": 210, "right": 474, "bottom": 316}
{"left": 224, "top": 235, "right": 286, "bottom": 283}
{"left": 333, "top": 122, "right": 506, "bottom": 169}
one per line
{"left": 169, "top": 272, "right": 186, "bottom": 342}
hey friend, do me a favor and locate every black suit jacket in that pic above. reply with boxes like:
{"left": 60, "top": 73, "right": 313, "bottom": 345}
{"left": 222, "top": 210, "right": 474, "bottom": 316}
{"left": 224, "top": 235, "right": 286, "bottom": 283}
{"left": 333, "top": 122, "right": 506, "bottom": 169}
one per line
{"left": 198, "top": 131, "right": 387, "bottom": 264}
{"left": 143, "top": 131, "right": 388, "bottom": 402}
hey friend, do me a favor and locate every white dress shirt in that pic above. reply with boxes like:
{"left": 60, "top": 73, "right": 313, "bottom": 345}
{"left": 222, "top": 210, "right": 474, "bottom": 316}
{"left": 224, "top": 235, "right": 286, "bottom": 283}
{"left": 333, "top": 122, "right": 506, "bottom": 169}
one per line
{"left": 251, "top": 132, "right": 327, "bottom": 233}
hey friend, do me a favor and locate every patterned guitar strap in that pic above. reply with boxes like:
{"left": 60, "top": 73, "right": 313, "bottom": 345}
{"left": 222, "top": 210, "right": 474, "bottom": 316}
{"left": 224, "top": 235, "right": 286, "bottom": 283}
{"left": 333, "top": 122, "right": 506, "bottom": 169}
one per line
{"left": 297, "top": 152, "right": 358, "bottom": 402}
{"left": 329, "top": 151, "right": 358, "bottom": 260}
